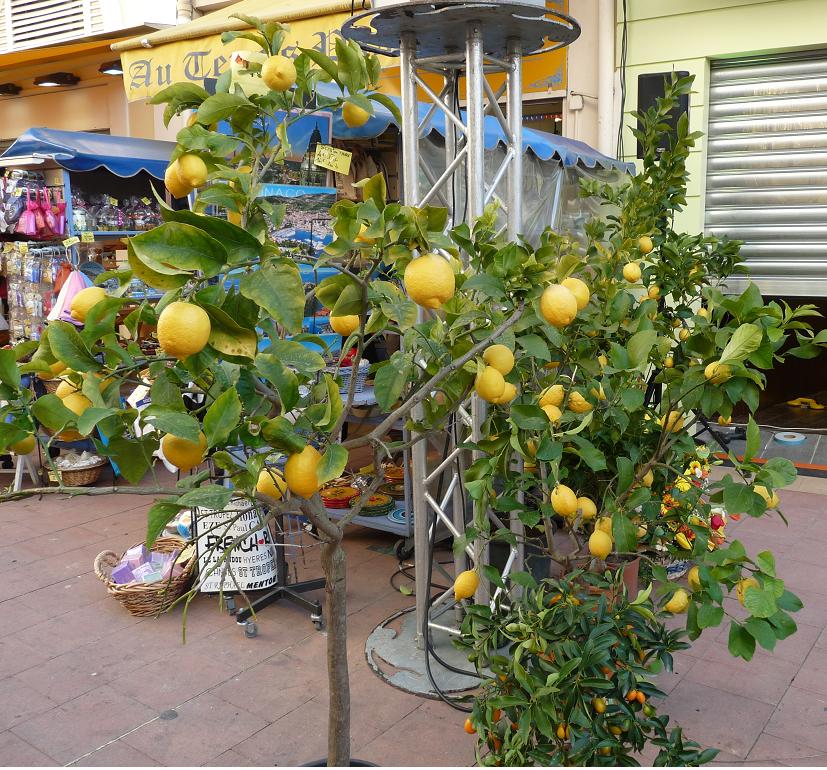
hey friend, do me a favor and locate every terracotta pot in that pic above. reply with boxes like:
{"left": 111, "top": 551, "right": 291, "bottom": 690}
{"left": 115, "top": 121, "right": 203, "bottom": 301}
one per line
{"left": 583, "top": 557, "right": 641, "bottom": 604}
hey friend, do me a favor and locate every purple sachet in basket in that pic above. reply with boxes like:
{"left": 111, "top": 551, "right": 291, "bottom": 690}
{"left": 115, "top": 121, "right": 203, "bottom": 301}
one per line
{"left": 161, "top": 550, "right": 180, "bottom": 579}
{"left": 131, "top": 562, "right": 159, "bottom": 583}
{"left": 124, "top": 544, "right": 148, "bottom": 569}
{"left": 110, "top": 562, "right": 135, "bottom": 585}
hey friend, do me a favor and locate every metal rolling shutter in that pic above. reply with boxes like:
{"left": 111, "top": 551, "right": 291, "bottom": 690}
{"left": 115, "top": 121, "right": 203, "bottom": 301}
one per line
{"left": 705, "top": 52, "right": 827, "bottom": 296}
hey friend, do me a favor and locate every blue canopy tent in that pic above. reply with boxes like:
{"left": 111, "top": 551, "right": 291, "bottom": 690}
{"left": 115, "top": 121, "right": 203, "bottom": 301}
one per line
{"left": 0, "top": 128, "right": 176, "bottom": 179}
{"left": 313, "top": 83, "right": 633, "bottom": 243}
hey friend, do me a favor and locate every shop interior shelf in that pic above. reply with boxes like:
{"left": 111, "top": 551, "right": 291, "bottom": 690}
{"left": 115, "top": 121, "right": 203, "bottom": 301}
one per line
{"left": 324, "top": 505, "right": 411, "bottom": 536}
{"left": 70, "top": 230, "right": 144, "bottom": 239}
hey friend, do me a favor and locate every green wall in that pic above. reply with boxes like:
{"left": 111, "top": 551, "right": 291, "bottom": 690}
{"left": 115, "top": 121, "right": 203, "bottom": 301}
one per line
{"left": 617, "top": 0, "right": 827, "bottom": 232}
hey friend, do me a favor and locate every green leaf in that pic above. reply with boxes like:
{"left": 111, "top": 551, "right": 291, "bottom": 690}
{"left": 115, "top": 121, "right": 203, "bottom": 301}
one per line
{"left": 317, "top": 444, "right": 349, "bottom": 486}
{"left": 697, "top": 603, "right": 724, "bottom": 629}
{"left": 177, "top": 485, "right": 234, "bottom": 510}
{"left": 510, "top": 404, "right": 549, "bottom": 430}
{"left": 776, "top": 590, "right": 803, "bottom": 612}
{"left": 143, "top": 407, "right": 202, "bottom": 443}
{"left": 146, "top": 501, "right": 185, "bottom": 547}
{"left": 256, "top": 354, "right": 299, "bottom": 412}
{"left": 299, "top": 47, "right": 339, "bottom": 83}
{"left": 368, "top": 91, "right": 402, "bottom": 124}
{"left": 0, "top": 349, "right": 20, "bottom": 389}
{"left": 197, "top": 92, "right": 254, "bottom": 125}
{"left": 373, "top": 358, "right": 409, "bottom": 412}
{"left": 462, "top": 274, "right": 505, "bottom": 299}
{"left": 755, "top": 550, "right": 776, "bottom": 577}
{"left": 516, "top": 334, "right": 551, "bottom": 362}
{"left": 127, "top": 241, "right": 189, "bottom": 291}
{"left": 102, "top": 435, "right": 156, "bottom": 484}
{"left": 239, "top": 262, "right": 304, "bottom": 333}
{"left": 760, "top": 457, "right": 797, "bottom": 488}
{"left": 31, "top": 394, "right": 73, "bottom": 431}
{"left": 265, "top": 339, "right": 325, "bottom": 374}
{"left": 47, "top": 321, "right": 101, "bottom": 372}
{"left": 331, "top": 282, "right": 366, "bottom": 317}
{"left": 720, "top": 323, "right": 762, "bottom": 363}
{"left": 569, "top": 436, "right": 606, "bottom": 471}
{"left": 616, "top": 456, "right": 634, "bottom": 493}
{"left": 612, "top": 512, "right": 637, "bottom": 552}
{"left": 261, "top": 416, "right": 305, "bottom": 453}
{"left": 76, "top": 407, "right": 116, "bottom": 436}
{"left": 627, "top": 330, "right": 658, "bottom": 368}
{"left": 203, "top": 389, "right": 241, "bottom": 447}
{"left": 202, "top": 303, "right": 258, "bottom": 360}
{"left": 358, "top": 172, "right": 387, "bottom": 209}
{"left": 151, "top": 373, "right": 186, "bottom": 411}
{"left": 129, "top": 222, "right": 226, "bottom": 278}
{"left": 745, "top": 417, "right": 761, "bottom": 462}
{"left": 745, "top": 618, "right": 777, "bottom": 651}
{"left": 727, "top": 621, "right": 756, "bottom": 661}
{"left": 723, "top": 481, "right": 764, "bottom": 516}
{"left": 620, "top": 388, "right": 645, "bottom": 411}
{"left": 160, "top": 208, "right": 261, "bottom": 264}
{"left": 744, "top": 586, "right": 778, "bottom": 618}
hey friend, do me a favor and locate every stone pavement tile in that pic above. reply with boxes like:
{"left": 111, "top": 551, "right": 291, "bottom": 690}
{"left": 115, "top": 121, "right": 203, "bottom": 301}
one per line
{"left": 23, "top": 525, "right": 108, "bottom": 558}
{"left": 122, "top": 692, "right": 268, "bottom": 766}
{"left": 683, "top": 641, "right": 797, "bottom": 705}
{"left": 775, "top": 559, "right": 827, "bottom": 598}
{"left": 18, "top": 573, "right": 105, "bottom": 619}
{"left": 14, "top": 652, "right": 112, "bottom": 706}
{"left": 0, "top": 729, "right": 58, "bottom": 766}
{"left": 72, "top": 739, "right": 161, "bottom": 767}
{"left": 0, "top": 634, "right": 51, "bottom": 677}
{"left": 110, "top": 648, "right": 244, "bottom": 711}
{"left": 661, "top": 679, "right": 775, "bottom": 758}
{"left": 358, "top": 701, "right": 477, "bottom": 767}
{"left": 0, "top": 541, "right": 41, "bottom": 573}
{"left": 211, "top": 652, "right": 321, "bottom": 724}
{"left": 747, "top": 733, "right": 827, "bottom": 765}
{"left": 0, "top": 676, "right": 57, "bottom": 730}
{"left": 229, "top": 697, "right": 327, "bottom": 767}
{"left": 709, "top": 751, "right": 784, "bottom": 766}
{"left": 791, "top": 645, "right": 827, "bottom": 696}
{"left": 0, "top": 596, "right": 43, "bottom": 638}
{"left": 764, "top": 686, "right": 827, "bottom": 752}
{"left": 651, "top": 650, "right": 698, "bottom": 696}
{"left": 10, "top": 684, "right": 156, "bottom": 765}
{"left": 202, "top": 747, "right": 259, "bottom": 766}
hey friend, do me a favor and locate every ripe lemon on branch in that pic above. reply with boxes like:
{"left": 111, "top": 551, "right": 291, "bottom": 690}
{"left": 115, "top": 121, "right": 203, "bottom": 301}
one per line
{"left": 343, "top": 101, "right": 370, "bottom": 128}
{"left": 492, "top": 382, "right": 517, "bottom": 404}
{"left": 540, "top": 383, "right": 564, "bottom": 407}
{"left": 161, "top": 431, "right": 208, "bottom": 471}
{"left": 261, "top": 55, "right": 297, "bottom": 91}
{"left": 256, "top": 468, "right": 288, "bottom": 500}
{"left": 403, "top": 253, "right": 456, "bottom": 309}
{"left": 561, "top": 277, "right": 590, "bottom": 310}
{"left": 157, "top": 302, "right": 211, "bottom": 360}
{"left": 329, "top": 315, "right": 360, "bottom": 336}
{"left": 70, "top": 286, "right": 107, "bottom": 323}
{"left": 704, "top": 360, "right": 732, "bottom": 384}
{"left": 588, "top": 530, "right": 612, "bottom": 559}
{"left": 284, "top": 445, "right": 322, "bottom": 498}
{"left": 475, "top": 366, "right": 506, "bottom": 403}
{"left": 482, "top": 344, "right": 514, "bottom": 375}
{"left": 540, "top": 284, "right": 578, "bottom": 328}
{"left": 622, "top": 261, "right": 642, "bottom": 283}
{"left": 664, "top": 588, "right": 689, "bottom": 613}
{"left": 550, "top": 484, "right": 578, "bottom": 517}
{"left": 454, "top": 569, "right": 480, "bottom": 600}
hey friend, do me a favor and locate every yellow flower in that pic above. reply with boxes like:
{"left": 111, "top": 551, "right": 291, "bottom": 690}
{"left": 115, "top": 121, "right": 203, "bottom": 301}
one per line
{"left": 675, "top": 476, "right": 691, "bottom": 492}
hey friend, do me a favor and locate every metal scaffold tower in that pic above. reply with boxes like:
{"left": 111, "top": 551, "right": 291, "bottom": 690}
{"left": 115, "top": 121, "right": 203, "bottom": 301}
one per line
{"left": 344, "top": 1, "right": 580, "bottom": 657}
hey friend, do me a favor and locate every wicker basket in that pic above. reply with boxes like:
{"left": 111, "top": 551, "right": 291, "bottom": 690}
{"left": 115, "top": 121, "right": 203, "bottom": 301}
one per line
{"left": 327, "top": 360, "right": 370, "bottom": 395}
{"left": 94, "top": 536, "right": 195, "bottom": 617}
{"left": 49, "top": 458, "right": 107, "bottom": 487}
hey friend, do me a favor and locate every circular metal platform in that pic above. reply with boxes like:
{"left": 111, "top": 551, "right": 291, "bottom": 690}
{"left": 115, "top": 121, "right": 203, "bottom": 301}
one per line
{"left": 342, "top": 0, "right": 581, "bottom": 59}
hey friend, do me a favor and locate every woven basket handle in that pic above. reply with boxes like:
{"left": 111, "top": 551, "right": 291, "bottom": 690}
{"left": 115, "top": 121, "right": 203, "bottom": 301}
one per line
{"left": 93, "top": 550, "right": 119, "bottom": 585}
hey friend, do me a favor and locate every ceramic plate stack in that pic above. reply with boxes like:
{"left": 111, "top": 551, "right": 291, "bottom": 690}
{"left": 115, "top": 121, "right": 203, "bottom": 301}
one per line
{"left": 357, "top": 493, "right": 395, "bottom": 517}
{"left": 383, "top": 463, "right": 405, "bottom": 483}
{"left": 378, "top": 482, "right": 405, "bottom": 500}
{"left": 322, "top": 485, "right": 360, "bottom": 509}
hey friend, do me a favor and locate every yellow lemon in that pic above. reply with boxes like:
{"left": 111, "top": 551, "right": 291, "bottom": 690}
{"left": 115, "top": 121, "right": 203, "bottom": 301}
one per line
{"left": 62, "top": 392, "right": 92, "bottom": 417}
{"left": 598, "top": 354, "right": 608, "bottom": 368}
{"left": 70, "top": 286, "right": 107, "bottom": 323}
{"left": 550, "top": 484, "right": 578, "bottom": 517}
{"left": 492, "top": 382, "right": 518, "bottom": 405}
{"left": 648, "top": 285, "right": 661, "bottom": 300}
{"left": 343, "top": 101, "right": 371, "bottom": 128}
{"left": 261, "top": 55, "right": 297, "bottom": 91}
{"left": 595, "top": 516, "right": 612, "bottom": 535}
{"left": 638, "top": 235, "right": 654, "bottom": 254}
{"left": 623, "top": 262, "right": 641, "bottom": 283}
{"left": 540, "top": 383, "right": 565, "bottom": 408}
{"left": 754, "top": 485, "right": 780, "bottom": 509}
{"left": 542, "top": 403, "right": 562, "bottom": 424}
{"left": 567, "top": 391, "right": 592, "bottom": 414}
{"left": 403, "top": 253, "right": 456, "bottom": 309}
{"left": 664, "top": 588, "right": 689, "bottom": 613}
{"left": 639, "top": 468, "right": 654, "bottom": 488}
{"left": 157, "top": 302, "right": 211, "bottom": 360}
{"left": 545, "top": 361, "right": 560, "bottom": 369}
{"left": 659, "top": 411, "right": 684, "bottom": 432}
{"left": 284, "top": 445, "right": 322, "bottom": 498}
{"left": 256, "top": 468, "right": 288, "bottom": 500}
{"left": 704, "top": 360, "right": 732, "bottom": 385}
{"left": 590, "top": 385, "right": 607, "bottom": 401}
{"left": 475, "top": 366, "right": 506, "bottom": 403}
{"left": 354, "top": 223, "right": 375, "bottom": 245}
{"left": 176, "top": 154, "right": 208, "bottom": 188}
{"left": 561, "top": 277, "right": 590, "bottom": 311}
{"left": 9, "top": 434, "right": 35, "bottom": 455}
{"left": 697, "top": 307, "right": 709, "bottom": 319}
{"left": 588, "top": 530, "right": 613, "bottom": 559}
{"left": 164, "top": 159, "right": 192, "bottom": 199}
{"left": 736, "top": 577, "right": 759, "bottom": 605}
{"left": 329, "top": 315, "right": 360, "bottom": 336}
{"left": 454, "top": 569, "right": 479, "bottom": 600}
{"left": 55, "top": 373, "right": 80, "bottom": 399}
{"left": 540, "top": 284, "right": 578, "bottom": 328}
{"left": 687, "top": 565, "right": 702, "bottom": 592}
{"left": 679, "top": 328, "right": 690, "bottom": 341}
{"left": 664, "top": 355, "right": 674, "bottom": 368}
{"left": 37, "top": 360, "right": 67, "bottom": 381}
{"left": 161, "top": 431, "right": 208, "bottom": 471}
{"left": 577, "top": 496, "right": 597, "bottom": 521}
{"left": 483, "top": 344, "right": 515, "bottom": 375}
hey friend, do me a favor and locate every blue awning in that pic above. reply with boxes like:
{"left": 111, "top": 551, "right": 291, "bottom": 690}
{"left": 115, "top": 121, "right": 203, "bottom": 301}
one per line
{"left": 317, "top": 83, "right": 633, "bottom": 173}
{"left": 0, "top": 128, "right": 176, "bottom": 179}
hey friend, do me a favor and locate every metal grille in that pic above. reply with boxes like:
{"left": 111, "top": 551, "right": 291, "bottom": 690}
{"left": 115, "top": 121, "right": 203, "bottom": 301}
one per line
{"left": 705, "top": 52, "right": 827, "bottom": 296}
{"left": 0, "top": 0, "right": 95, "bottom": 52}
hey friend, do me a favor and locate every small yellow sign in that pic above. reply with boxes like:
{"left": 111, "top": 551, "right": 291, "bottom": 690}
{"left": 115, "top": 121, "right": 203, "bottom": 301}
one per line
{"left": 140, "top": 197, "right": 151, "bottom": 206}
{"left": 3, "top": 243, "right": 13, "bottom": 253}
{"left": 18, "top": 243, "right": 28, "bottom": 254}
{"left": 314, "top": 145, "right": 352, "bottom": 175}
{"left": 63, "top": 236, "right": 80, "bottom": 248}
{"left": 108, "top": 196, "right": 119, "bottom": 206}
{"left": 81, "top": 231, "right": 95, "bottom": 243}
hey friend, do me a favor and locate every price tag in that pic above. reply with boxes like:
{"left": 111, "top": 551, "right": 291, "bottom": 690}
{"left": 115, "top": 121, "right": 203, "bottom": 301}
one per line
{"left": 3, "top": 243, "right": 12, "bottom": 253}
{"left": 19, "top": 243, "right": 28, "bottom": 254}
{"left": 62, "top": 236, "right": 80, "bottom": 248}
{"left": 313, "top": 144, "right": 352, "bottom": 175}
{"left": 140, "top": 197, "right": 151, "bottom": 205}
{"left": 108, "top": 196, "right": 119, "bottom": 206}
{"left": 81, "top": 231, "right": 95, "bottom": 243}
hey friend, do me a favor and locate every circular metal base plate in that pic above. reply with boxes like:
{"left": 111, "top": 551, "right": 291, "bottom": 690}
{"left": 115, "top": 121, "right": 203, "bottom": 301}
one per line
{"left": 342, "top": 0, "right": 581, "bottom": 59}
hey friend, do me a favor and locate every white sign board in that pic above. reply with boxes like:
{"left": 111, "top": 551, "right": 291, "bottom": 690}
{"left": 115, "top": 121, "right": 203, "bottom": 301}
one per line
{"left": 194, "top": 501, "right": 279, "bottom": 593}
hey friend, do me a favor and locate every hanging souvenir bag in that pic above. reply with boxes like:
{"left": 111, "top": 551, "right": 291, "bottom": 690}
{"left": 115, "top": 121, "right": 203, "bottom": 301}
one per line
{"left": 47, "top": 268, "right": 92, "bottom": 325}
{"left": 54, "top": 188, "right": 66, "bottom": 235}
{"left": 42, "top": 188, "right": 58, "bottom": 235}
{"left": 15, "top": 188, "right": 37, "bottom": 237}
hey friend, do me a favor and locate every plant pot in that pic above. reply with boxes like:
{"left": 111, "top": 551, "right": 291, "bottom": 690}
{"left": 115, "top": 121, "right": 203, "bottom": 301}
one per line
{"left": 301, "top": 760, "right": 378, "bottom": 766}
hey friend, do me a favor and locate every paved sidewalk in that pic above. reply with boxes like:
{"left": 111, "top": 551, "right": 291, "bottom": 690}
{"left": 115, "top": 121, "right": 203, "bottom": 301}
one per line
{"left": 0, "top": 477, "right": 825, "bottom": 766}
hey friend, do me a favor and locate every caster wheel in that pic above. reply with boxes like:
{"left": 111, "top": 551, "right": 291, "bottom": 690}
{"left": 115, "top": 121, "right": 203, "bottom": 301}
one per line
{"left": 313, "top": 620, "right": 323, "bottom": 631}
{"left": 244, "top": 621, "right": 258, "bottom": 638}
{"left": 394, "top": 539, "right": 414, "bottom": 561}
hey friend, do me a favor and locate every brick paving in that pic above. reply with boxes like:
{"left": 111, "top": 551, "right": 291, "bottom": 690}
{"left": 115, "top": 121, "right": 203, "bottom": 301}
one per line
{"left": 0, "top": 476, "right": 825, "bottom": 766}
